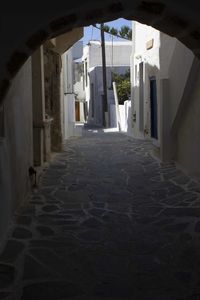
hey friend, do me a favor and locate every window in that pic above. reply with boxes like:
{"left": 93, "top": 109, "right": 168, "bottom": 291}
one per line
{"left": 0, "top": 105, "right": 5, "bottom": 137}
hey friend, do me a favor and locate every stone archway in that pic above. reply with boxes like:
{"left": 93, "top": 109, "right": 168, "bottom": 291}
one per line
{"left": 1, "top": 0, "right": 200, "bottom": 102}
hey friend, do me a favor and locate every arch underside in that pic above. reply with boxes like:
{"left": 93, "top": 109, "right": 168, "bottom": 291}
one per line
{"left": 1, "top": 0, "right": 200, "bottom": 102}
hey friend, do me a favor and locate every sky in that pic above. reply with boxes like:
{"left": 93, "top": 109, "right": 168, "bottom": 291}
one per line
{"left": 82, "top": 18, "right": 132, "bottom": 45}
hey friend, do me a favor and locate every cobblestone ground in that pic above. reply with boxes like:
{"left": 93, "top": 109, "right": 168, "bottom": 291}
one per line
{"left": 1, "top": 128, "right": 200, "bottom": 300}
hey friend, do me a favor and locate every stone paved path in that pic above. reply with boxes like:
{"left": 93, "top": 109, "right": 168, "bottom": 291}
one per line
{"left": 1, "top": 128, "right": 200, "bottom": 299}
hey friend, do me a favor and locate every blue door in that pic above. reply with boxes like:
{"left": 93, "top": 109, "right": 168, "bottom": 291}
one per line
{"left": 150, "top": 78, "right": 158, "bottom": 139}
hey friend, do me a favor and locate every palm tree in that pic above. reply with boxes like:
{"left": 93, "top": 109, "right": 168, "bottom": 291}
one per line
{"left": 119, "top": 25, "right": 132, "bottom": 40}
{"left": 109, "top": 27, "right": 118, "bottom": 36}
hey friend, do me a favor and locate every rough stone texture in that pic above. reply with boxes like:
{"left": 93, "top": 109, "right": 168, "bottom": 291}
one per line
{"left": 7, "top": 52, "right": 29, "bottom": 77}
{"left": 43, "top": 45, "right": 62, "bottom": 152}
{"left": 50, "top": 15, "right": 77, "bottom": 32}
{"left": 21, "top": 281, "right": 82, "bottom": 300}
{"left": 12, "top": 227, "right": 32, "bottom": 239}
{"left": 0, "top": 79, "right": 10, "bottom": 103}
{"left": 85, "top": 9, "right": 104, "bottom": 21}
{"left": 42, "top": 204, "right": 59, "bottom": 212}
{"left": 36, "top": 226, "right": 55, "bottom": 236}
{"left": 26, "top": 30, "right": 49, "bottom": 50}
{"left": 15, "top": 216, "right": 32, "bottom": 226}
{"left": 138, "top": 1, "right": 165, "bottom": 15}
{"left": 0, "top": 240, "right": 24, "bottom": 263}
{"left": 0, "top": 264, "right": 15, "bottom": 288}
{"left": 23, "top": 255, "right": 53, "bottom": 280}
{"left": 0, "top": 292, "right": 10, "bottom": 299}
{"left": 1, "top": 128, "right": 200, "bottom": 299}
{"left": 194, "top": 221, "right": 200, "bottom": 233}
{"left": 108, "top": 2, "right": 124, "bottom": 14}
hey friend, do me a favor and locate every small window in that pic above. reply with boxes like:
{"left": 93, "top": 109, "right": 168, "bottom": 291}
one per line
{"left": 0, "top": 105, "right": 4, "bottom": 137}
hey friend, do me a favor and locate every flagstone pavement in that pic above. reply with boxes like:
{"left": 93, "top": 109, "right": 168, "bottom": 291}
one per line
{"left": 1, "top": 128, "right": 200, "bottom": 299}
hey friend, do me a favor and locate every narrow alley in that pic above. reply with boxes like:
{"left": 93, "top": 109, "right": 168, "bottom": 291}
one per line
{"left": 1, "top": 128, "right": 200, "bottom": 300}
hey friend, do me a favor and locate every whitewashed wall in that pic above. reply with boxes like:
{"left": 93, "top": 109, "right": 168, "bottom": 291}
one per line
{"left": 0, "top": 59, "right": 33, "bottom": 243}
{"left": 62, "top": 42, "right": 83, "bottom": 139}
{"left": 83, "top": 41, "right": 132, "bottom": 69}
{"left": 131, "top": 21, "right": 194, "bottom": 155}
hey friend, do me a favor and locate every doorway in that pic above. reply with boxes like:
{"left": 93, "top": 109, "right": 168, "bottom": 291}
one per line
{"left": 75, "top": 101, "right": 80, "bottom": 122}
{"left": 150, "top": 78, "right": 158, "bottom": 139}
{"left": 139, "top": 62, "right": 144, "bottom": 132}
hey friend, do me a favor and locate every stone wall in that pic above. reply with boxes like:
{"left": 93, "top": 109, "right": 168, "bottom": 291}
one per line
{"left": 44, "top": 45, "right": 62, "bottom": 152}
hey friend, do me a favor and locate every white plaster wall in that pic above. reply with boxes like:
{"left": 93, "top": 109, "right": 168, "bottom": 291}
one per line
{"left": 110, "top": 101, "right": 132, "bottom": 132}
{"left": 110, "top": 104, "right": 117, "bottom": 128}
{"left": 64, "top": 94, "right": 75, "bottom": 139}
{"left": 167, "top": 41, "right": 194, "bottom": 126}
{"left": 83, "top": 41, "right": 132, "bottom": 68}
{"left": 132, "top": 21, "right": 194, "bottom": 150}
{"left": 63, "top": 48, "right": 77, "bottom": 139}
{"left": 119, "top": 105, "right": 126, "bottom": 132}
{"left": 176, "top": 69, "right": 200, "bottom": 177}
{"left": 87, "top": 66, "right": 129, "bottom": 126}
{"left": 159, "top": 33, "right": 176, "bottom": 78}
{"left": 72, "top": 41, "right": 83, "bottom": 60}
{"left": 124, "top": 100, "right": 132, "bottom": 134}
{"left": 74, "top": 81, "right": 85, "bottom": 101}
{"left": 83, "top": 42, "right": 132, "bottom": 127}
{"left": 65, "top": 50, "right": 73, "bottom": 94}
{"left": 79, "top": 102, "right": 85, "bottom": 122}
{"left": 132, "top": 21, "right": 161, "bottom": 140}
{"left": 0, "top": 58, "right": 33, "bottom": 242}
{"left": 134, "top": 22, "right": 160, "bottom": 67}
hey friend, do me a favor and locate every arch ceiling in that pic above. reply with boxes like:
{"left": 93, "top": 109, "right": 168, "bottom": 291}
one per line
{"left": 1, "top": 0, "right": 200, "bottom": 102}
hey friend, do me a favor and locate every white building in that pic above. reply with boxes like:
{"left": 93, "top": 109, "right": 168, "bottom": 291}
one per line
{"left": 62, "top": 41, "right": 83, "bottom": 139}
{"left": 73, "top": 62, "right": 86, "bottom": 123}
{"left": 82, "top": 41, "right": 132, "bottom": 126}
{"left": 131, "top": 21, "right": 194, "bottom": 163}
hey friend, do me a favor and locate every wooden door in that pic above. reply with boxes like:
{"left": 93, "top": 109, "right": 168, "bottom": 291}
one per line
{"left": 75, "top": 102, "right": 80, "bottom": 122}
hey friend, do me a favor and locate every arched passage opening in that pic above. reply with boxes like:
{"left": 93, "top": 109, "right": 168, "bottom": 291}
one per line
{"left": 0, "top": 0, "right": 200, "bottom": 236}
{"left": 1, "top": 0, "right": 200, "bottom": 102}
{"left": 1, "top": 3, "right": 200, "bottom": 298}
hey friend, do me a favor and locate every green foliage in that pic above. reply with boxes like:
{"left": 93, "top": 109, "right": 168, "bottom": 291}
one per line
{"left": 126, "top": 30, "right": 132, "bottom": 40}
{"left": 112, "top": 70, "right": 131, "bottom": 104}
{"left": 97, "top": 24, "right": 132, "bottom": 41}
{"left": 109, "top": 27, "right": 118, "bottom": 36}
{"left": 102, "top": 25, "right": 110, "bottom": 33}
{"left": 119, "top": 25, "right": 132, "bottom": 40}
